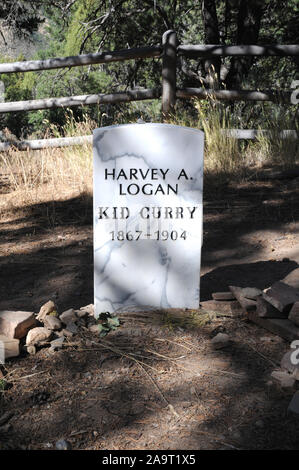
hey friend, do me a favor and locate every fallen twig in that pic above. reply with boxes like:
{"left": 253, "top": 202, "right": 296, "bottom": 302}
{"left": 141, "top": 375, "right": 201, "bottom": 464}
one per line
{"left": 95, "top": 339, "right": 180, "bottom": 418}
{"left": 8, "top": 371, "right": 47, "bottom": 382}
{"left": 154, "top": 338, "right": 193, "bottom": 351}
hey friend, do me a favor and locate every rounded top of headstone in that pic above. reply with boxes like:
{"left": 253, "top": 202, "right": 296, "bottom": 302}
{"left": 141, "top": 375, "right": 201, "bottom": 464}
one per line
{"left": 93, "top": 122, "right": 204, "bottom": 137}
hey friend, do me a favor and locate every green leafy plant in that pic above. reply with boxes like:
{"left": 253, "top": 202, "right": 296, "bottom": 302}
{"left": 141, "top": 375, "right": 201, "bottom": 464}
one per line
{"left": 97, "top": 312, "right": 120, "bottom": 337}
{"left": 0, "top": 378, "right": 7, "bottom": 393}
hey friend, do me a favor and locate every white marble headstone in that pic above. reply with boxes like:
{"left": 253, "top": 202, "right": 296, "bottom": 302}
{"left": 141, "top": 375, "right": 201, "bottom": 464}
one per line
{"left": 93, "top": 123, "right": 204, "bottom": 316}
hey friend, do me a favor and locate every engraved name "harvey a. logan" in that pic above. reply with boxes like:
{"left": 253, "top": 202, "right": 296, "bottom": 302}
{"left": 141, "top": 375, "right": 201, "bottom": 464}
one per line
{"left": 104, "top": 167, "right": 193, "bottom": 196}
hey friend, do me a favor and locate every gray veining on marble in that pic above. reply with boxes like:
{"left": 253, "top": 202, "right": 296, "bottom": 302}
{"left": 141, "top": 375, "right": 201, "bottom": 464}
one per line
{"left": 93, "top": 123, "right": 204, "bottom": 315}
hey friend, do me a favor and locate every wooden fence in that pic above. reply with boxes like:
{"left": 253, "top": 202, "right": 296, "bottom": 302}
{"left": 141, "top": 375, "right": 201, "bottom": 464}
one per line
{"left": 0, "top": 30, "right": 298, "bottom": 150}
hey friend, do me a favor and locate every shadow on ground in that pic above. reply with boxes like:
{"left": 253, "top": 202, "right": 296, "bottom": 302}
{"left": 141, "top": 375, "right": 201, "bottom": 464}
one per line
{"left": 1, "top": 309, "right": 299, "bottom": 450}
{"left": 0, "top": 172, "right": 298, "bottom": 312}
{"left": 0, "top": 171, "right": 298, "bottom": 449}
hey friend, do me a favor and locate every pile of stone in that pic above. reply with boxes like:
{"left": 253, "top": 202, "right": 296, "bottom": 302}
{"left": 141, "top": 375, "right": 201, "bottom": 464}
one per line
{"left": 202, "top": 267, "right": 299, "bottom": 342}
{"left": 204, "top": 266, "right": 299, "bottom": 414}
{"left": 0, "top": 301, "right": 96, "bottom": 360}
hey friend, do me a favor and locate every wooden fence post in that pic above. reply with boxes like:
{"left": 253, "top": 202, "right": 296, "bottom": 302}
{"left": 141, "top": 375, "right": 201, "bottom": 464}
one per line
{"left": 162, "top": 30, "right": 177, "bottom": 118}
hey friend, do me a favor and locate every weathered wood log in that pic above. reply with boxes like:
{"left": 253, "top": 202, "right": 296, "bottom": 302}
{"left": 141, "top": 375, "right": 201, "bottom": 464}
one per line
{"left": 222, "top": 129, "right": 298, "bottom": 140}
{"left": 0, "top": 88, "right": 161, "bottom": 113}
{"left": 289, "top": 302, "right": 299, "bottom": 327}
{"left": 176, "top": 87, "right": 292, "bottom": 102}
{"left": 178, "top": 44, "right": 299, "bottom": 58}
{"left": 228, "top": 286, "right": 257, "bottom": 312}
{"left": 240, "top": 287, "right": 262, "bottom": 300}
{"left": 282, "top": 268, "right": 299, "bottom": 289}
{"left": 256, "top": 296, "right": 286, "bottom": 319}
{"left": 0, "top": 46, "right": 162, "bottom": 74}
{"left": 200, "top": 300, "right": 243, "bottom": 317}
{"left": 1, "top": 127, "right": 296, "bottom": 152}
{"left": 248, "top": 311, "right": 299, "bottom": 342}
{"left": 0, "top": 135, "right": 92, "bottom": 151}
{"left": 212, "top": 292, "right": 235, "bottom": 301}
{"left": 0, "top": 43, "right": 297, "bottom": 75}
{"left": 162, "top": 30, "right": 177, "bottom": 117}
{"left": 263, "top": 281, "right": 299, "bottom": 314}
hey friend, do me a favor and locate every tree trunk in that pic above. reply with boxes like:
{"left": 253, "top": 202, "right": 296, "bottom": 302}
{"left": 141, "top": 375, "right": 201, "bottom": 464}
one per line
{"left": 225, "top": 0, "right": 264, "bottom": 88}
{"left": 201, "top": 0, "right": 221, "bottom": 87}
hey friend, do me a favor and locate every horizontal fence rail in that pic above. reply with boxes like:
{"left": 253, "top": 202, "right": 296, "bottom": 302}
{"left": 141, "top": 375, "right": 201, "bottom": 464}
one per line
{"left": 0, "top": 30, "right": 297, "bottom": 147}
{"left": 178, "top": 44, "right": 299, "bottom": 58}
{"left": 0, "top": 135, "right": 92, "bottom": 151}
{"left": 0, "top": 129, "right": 297, "bottom": 152}
{"left": 176, "top": 88, "right": 291, "bottom": 102}
{"left": 224, "top": 129, "right": 298, "bottom": 139}
{"left": 0, "top": 89, "right": 161, "bottom": 113}
{"left": 0, "top": 46, "right": 162, "bottom": 74}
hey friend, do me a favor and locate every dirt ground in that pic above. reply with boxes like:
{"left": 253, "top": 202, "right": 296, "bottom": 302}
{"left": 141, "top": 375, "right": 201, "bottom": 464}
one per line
{"left": 0, "top": 168, "right": 299, "bottom": 450}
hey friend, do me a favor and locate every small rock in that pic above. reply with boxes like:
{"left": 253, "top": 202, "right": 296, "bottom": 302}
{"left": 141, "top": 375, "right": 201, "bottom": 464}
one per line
{"left": 26, "top": 327, "right": 52, "bottom": 346}
{"left": 80, "top": 304, "right": 94, "bottom": 316}
{"left": 59, "top": 309, "right": 77, "bottom": 325}
{"left": 43, "top": 316, "right": 62, "bottom": 331}
{"left": 271, "top": 369, "right": 295, "bottom": 388}
{"left": 55, "top": 439, "right": 72, "bottom": 450}
{"left": 0, "top": 310, "right": 36, "bottom": 339}
{"left": 64, "top": 322, "right": 78, "bottom": 334}
{"left": 288, "top": 391, "right": 299, "bottom": 416}
{"left": 62, "top": 329, "right": 73, "bottom": 338}
{"left": 55, "top": 330, "right": 65, "bottom": 337}
{"left": 27, "top": 345, "right": 36, "bottom": 355}
{"left": 43, "top": 442, "right": 53, "bottom": 449}
{"left": 211, "top": 332, "right": 230, "bottom": 349}
{"left": 88, "top": 324, "right": 99, "bottom": 334}
{"left": 212, "top": 292, "right": 235, "bottom": 301}
{"left": 36, "top": 301, "right": 57, "bottom": 322}
{"left": 75, "top": 309, "right": 88, "bottom": 319}
{"left": 49, "top": 336, "right": 64, "bottom": 351}
{"left": 0, "top": 334, "right": 20, "bottom": 359}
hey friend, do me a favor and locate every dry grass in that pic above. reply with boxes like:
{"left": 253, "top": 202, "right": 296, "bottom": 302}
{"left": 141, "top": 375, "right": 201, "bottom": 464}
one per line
{"left": 0, "top": 143, "right": 92, "bottom": 212}
{"left": 172, "top": 99, "right": 298, "bottom": 178}
{"left": 0, "top": 113, "right": 94, "bottom": 213}
{"left": 194, "top": 101, "right": 244, "bottom": 176}
{"left": 0, "top": 104, "right": 298, "bottom": 213}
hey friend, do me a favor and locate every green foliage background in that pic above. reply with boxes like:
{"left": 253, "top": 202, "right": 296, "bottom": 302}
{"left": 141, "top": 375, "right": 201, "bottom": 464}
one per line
{"left": 0, "top": 0, "right": 298, "bottom": 138}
